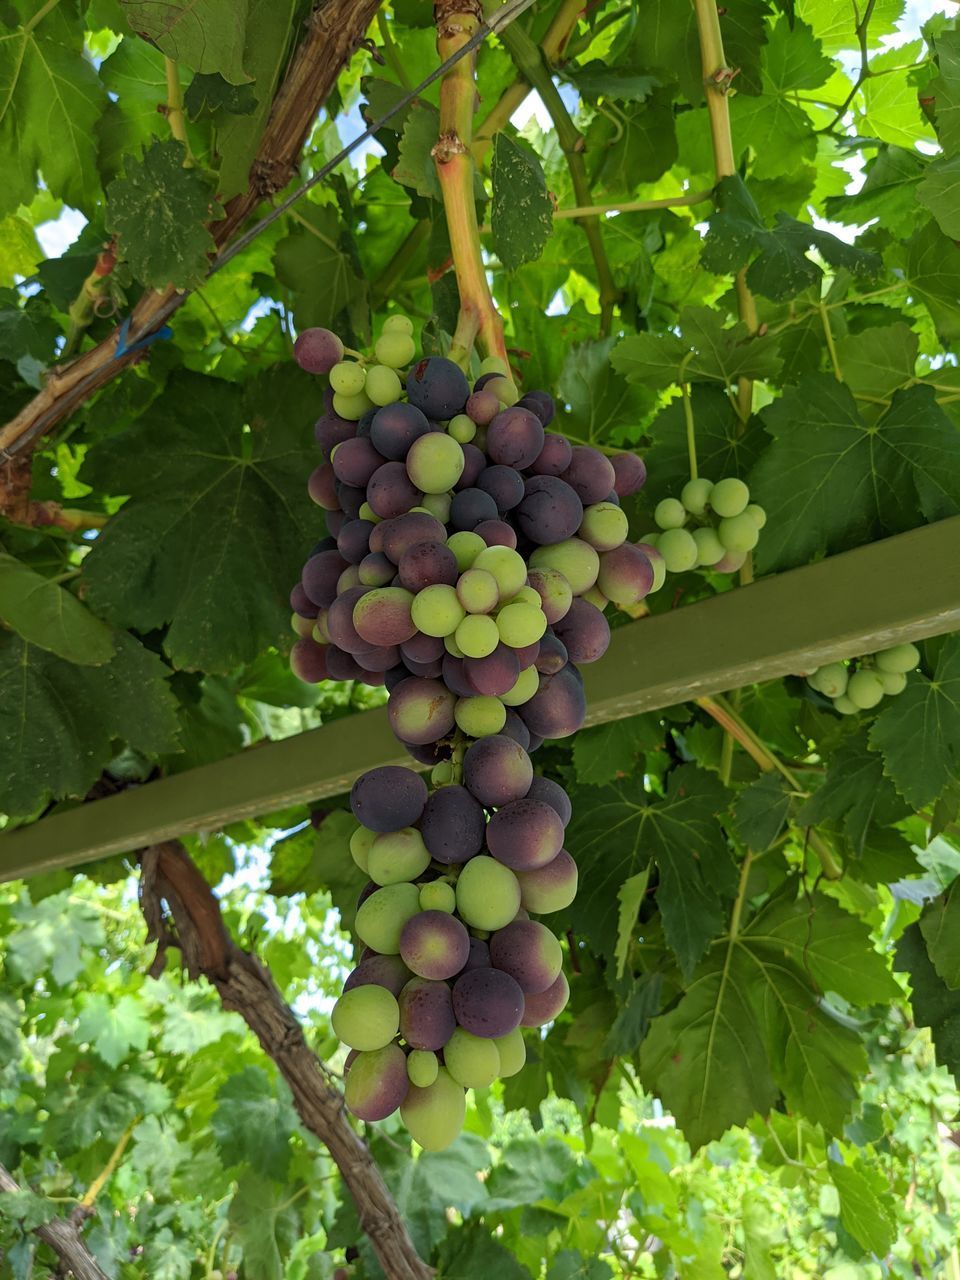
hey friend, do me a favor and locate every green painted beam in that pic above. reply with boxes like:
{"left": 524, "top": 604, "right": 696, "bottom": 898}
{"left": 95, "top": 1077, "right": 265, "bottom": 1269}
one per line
{"left": 2, "top": 517, "right": 959, "bottom": 883}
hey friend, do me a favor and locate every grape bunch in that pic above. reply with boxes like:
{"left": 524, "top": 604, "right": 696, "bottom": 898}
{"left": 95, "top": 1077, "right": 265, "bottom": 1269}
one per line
{"left": 805, "top": 642, "right": 919, "bottom": 714}
{"left": 642, "top": 476, "right": 767, "bottom": 576}
{"left": 288, "top": 321, "right": 650, "bottom": 1150}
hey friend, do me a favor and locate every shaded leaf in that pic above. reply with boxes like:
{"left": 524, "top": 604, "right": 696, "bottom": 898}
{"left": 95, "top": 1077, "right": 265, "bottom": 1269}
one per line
{"left": 76, "top": 993, "right": 151, "bottom": 1068}
{"left": 896, "top": 922, "right": 960, "bottom": 1080}
{"left": 919, "top": 882, "right": 960, "bottom": 989}
{"left": 120, "top": 0, "right": 250, "bottom": 84}
{"left": 212, "top": 1066, "right": 295, "bottom": 1181}
{"left": 830, "top": 1162, "right": 896, "bottom": 1256}
{"left": 571, "top": 714, "right": 660, "bottom": 785}
{"left": 0, "top": 554, "right": 114, "bottom": 665}
{"left": 733, "top": 774, "right": 791, "bottom": 850}
{"left": 798, "top": 732, "right": 911, "bottom": 854}
{"left": 612, "top": 304, "right": 782, "bottom": 389}
{"left": 491, "top": 133, "right": 554, "bottom": 271}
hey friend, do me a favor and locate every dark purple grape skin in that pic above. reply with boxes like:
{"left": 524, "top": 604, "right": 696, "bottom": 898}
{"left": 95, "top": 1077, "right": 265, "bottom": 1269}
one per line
{"left": 486, "top": 407, "right": 545, "bottom": 469}
{"left": 388, "top": 677, "right": 456, "bottom": 745}
{"left": 521, "top": 971, "right": 569, "bottom": 1027}
{"left": 401, "top": 633, "right": 445, "bottom": 664}
{"left": 403, "top": 656, "right": 443, "bottom": 679}
{"left": 529, "top": 432, "right": 573, "bottom": 477}
{"left": 464, "top": 645, "right": 520, "bottom": 697}
{"left": 490, "top": 919, "right": 560, "bottom": 994}
{"left": 473, "top": 371, "right": 500, "bottom": 392}
{"left": 343, "top": 953, "right": 412, "bottom": 997}
{"left": 310, "top": 536, "right": 338, "bottom": 555}
{"left": 385, "top": 664, "right": 411, "bottom": 694}
{"left": 475, "top": 519, "right": 518, "bottom": 549}
{"left": 463, "top": 735, "right": 533, "bottom": 808}
{"left": 290, "top": 583, "right": 316, "bottom": 617}
{"left": 535, "top": 631, "right": 568, "bottom": 675}
{"left": 357, "top": 407, "right": 378, "bottom": 437}
{"left": 456, "top": 443, "right": 487, "bottom": 490}
{"left": 452, "top": 967, "right": 524, "bottom": 1038}
{"left": 517, "top": 475, "right": 584, "bottom": 545}
{"left": 337, "top": 519, "right": 374, "bottom": 565}
{"left": 308, "top": 463, "right": 340, "bottom": 510}
{"left": 500, "top": 709, "right": 531, "bottom": 751}
{"left": 345, "top": 1042, "right": 409, "bottom": 1121}
{"left": 612, "top": 452, "right": 647, "bottom": 497}
{"left": 460, "top": 935, "right": 491, "bottom": 974}
{"left": 359, "top": 552, "right": 396, "bottom": 587}
{"left": 332, "top": 437, "right": 386, "bottom": 488}
{"left": 294, "top": 326, "right": 343, "bottom": 373}
{"left": 354, "top": 644, "right": 401, "bottom": 672}
{"left": 400, "top": 911, "right": 470, "bottom": 981}
{"left": 327, "top": 586, "right": 372, "bottom": 653}
{"left": 517, "top": 389, "right": 556, "bottom": 426}
{"left": 514, "top": 640, "right": 541, "bottom": 670}
{"left": 404, "top": 740, "right": 452, "bottom": 767}
{"left": 367, "top": 462, "right": 422, "bottom": 520}
{"left": 337, "top": 483, "right": 365, "bottom": 519}
{"left": 302, "top": 549, "right": 349, "bottom": 608}
{"left": 399, "top": 977, "right": 457, "bottom": 1050}
{"left": 450, "top": 487, "right": 499, "bottom": 531}
{"left": 519, "top": 666, "right": 587, "bottom": 740}
{"left": 406, "top": 357, "right": 470, "bottom": 419}
{"left": 370, "top": 402, "right": 432, "bottom": 460}
{"left": 552, "top": 598, "right": 610, "bottom": 665}
{"left": 316, "top": 412, "right": 357, "bottom": 458}
{"left": 526, "top": 775, "right": 572, "bottom": 827}
{"left": 560, "top": 446, "right": 616, "bottom": 505}
{"left": 350, "top": 765, "right": 428, "bottom": 832}
{"left": 290, "top": 637, "right": 330, "bottom": 683}
{"left": 419, "top": 785, "right": 485, "bottom": 864}
{"left": 486, "top": 798, "right": 564, "bottom": 871}
{"left": 441, "top": 655, "right": 477, "bottom": 699}
{"left": 326, "top": 646, "right": 366, "bottom": 681}
{"left": 325, "top": 510, "right": 345, "bottom": 538}
{"left": 477, "top": 465, "right": 525, "bottom": 512}
{"left": 398, "top": 541, "right": 459, "bottom": 591}
{"left": 466, "top": 389, "right": 499, "bottom": 424}
{"left": 374, "top": 512, "right": 447, "bottom": 563}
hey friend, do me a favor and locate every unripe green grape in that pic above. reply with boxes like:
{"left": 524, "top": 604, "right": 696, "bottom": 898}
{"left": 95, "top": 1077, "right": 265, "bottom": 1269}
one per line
{"left": 479, "top": 355, "right": 509, "bottom": 376}
{"left": 846, "top": 669, "right": 885, "bottom": 709}
{"left": 364, "top": 364, "right": 403, "bottom": 406}
{"left": 383, "top": 314, "right": 414, "bottom": 336}
{"left": 355, "top": 882, "right": 422, "bottom": 953}
{"left": 368, "top": 827, "right": 432, "bottom": 886}
{"left": 874, "top": 642, "right": 919, "bottom": 674}
{"left": 407, "top": 1049, "right": 439, "bottom": 1087}
{"left": 431, "top": 760, "right": 454, "bottom": 787}
{"left": 637, "top": 531, "right": 660, "bottom": 548}
{"left": 528, "top": 539, "right": 599, "bottom": 596}
{"left": 448, "top": 413, "right": 476, "bottom": 443}
{"left": 680, "top": 477, "right": 714, "bottom": 516}
{"left": 507, "top": 586, "right": 543, "bottom": 609}
{"left": 407, "top": 433, "right": 465, "bottom": 494}
{"left": 457, "top": 568, "right": 499, "bottom": 614}
{"left": 411, "top": 584, "right": 465, "bottom": 638}
{"left": 710, "top": 477, "right": 750, "bottom": 518}
{"left": 419, "top": 880, "right": 457, "bottom": 913}
{"left": 746, "top": 503, "right": 767, "bottom": 529}
{"left": 447, "top": 530, "right": 486, "bottom": 571}
{"left": 654, "top": 497, "right": 687, "bottom": 530}
{"left": 331, "top": 985, "right": 400, "bottom": 1051}
{"left": 456, "top": 855, "right": 522, "bottom": 930}
{"left": 692, "top": 527, "right": 725, "bottom": 567}
{"left": 374, "top": 331, "right": 416, "bottom": 369}
{"left": 810, "top": 662, "right": 848, "bottom": 698}
{"left": 473, "top": 546, "right": 528, "bottom": 598}
{"left": 329, "top": 360, "right": 366, "bottom": 396}
{"left": 581, "top": 585, "right": 609, "bottom": 610}
{"left": 456, "top": 613, "right": 500, "bottom": 658}
{"left": 443, "top": 1027, "right": 500, "bottom": 1089}
{"left": 421, "top": 491, "right": 452, "bottom": 523}
{"left": 350, "top": 824, "right": 376, "bottom": 873}
{"left": 358, "top": 501, "right": 380, "bottom": 522}
{"left": 878, "top": 669, "right": 907, "bottom": 696}
{"left": 718, "top": 512, "right": 760, "bottom": 553}
{"left": 400, "top": 1066, "right": 465, "bottom": 1152}
{"left": 497, "top": 602, "right": 547, "bottom": 648}
{"left": 292, "top": 613, "right": 314, "bottom": 639}
{"left": 579, "top": 501, "right": 629, "bottom": 551}
{"left": 455, "top": 695, "right": 507, "bottom": 737}
{"left": 832, "top": 694, "right": 858, "bottom": 715}
{"left": 444, "top": 631, "right": 465, "bottom": 658}
{"left": 657, "top": 527, "right": 699, "bottom": 573}
{"left": 333, "top": 389, "right": 373, "bottom": 420}
{"left": 494, "top": 1028, "right": 526, "bottom": 1078}
{"left": 486, "top": 375, "right": 519, "bottom": 405}
{"left": 499, "top": 664, "right": 539, "bottom": 707}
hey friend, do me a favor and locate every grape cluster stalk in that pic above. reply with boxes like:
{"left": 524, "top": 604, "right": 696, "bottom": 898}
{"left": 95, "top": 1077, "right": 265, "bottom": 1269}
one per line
{"left": 288, "top": 321, "right": 652, "bottom": 1150}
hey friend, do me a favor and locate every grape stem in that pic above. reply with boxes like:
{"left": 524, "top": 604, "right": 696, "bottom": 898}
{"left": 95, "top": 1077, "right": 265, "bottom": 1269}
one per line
{"left": 681, "top": 378, "right": 698, "bottom": 481}
{"left": 434, "top": 1, "right": 509, "bottom": 369}
{"left": 164, "top": 57, "right": 193, "bottom": 164}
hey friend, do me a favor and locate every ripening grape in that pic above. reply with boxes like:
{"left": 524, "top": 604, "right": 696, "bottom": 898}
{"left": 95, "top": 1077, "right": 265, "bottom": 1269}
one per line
{"left": 343, "top": 953, "right": 411, "bottom": 997}
{"left": 611, "top": 452, "right": 646, "bottom": 497}
{"left": 375, "top": 331, "right": 416, "bottom": 369}
{"left": 515, "top": 848, "right": 578, "bottom": 913}
{"left": 710, "top": 477, "right": 750, "bottom": 518}
{"left": 560, "top": 447, "right": 615, "bottom": 505}
{"left": 370, "top": 402, "right": 430, "bottom": 460}
{"left": 419, "top": 784, "right": 485, "bottom": 864}
{"left": 473, "top": 545, "right": 528, "bottom": 598}
{"left": 331, "top": 984, "right": 400, "bottom": 1051}
{"left": 292, "top": 612, "right": 316, "bottom": 640}
{"left": 519, "top": 666, "right": 586, "bottom": 739}
{"left": 520, "top": 971, "right": 570, "bottom": 1027}
{"left": 455, "top": 855, "right": 522, "bottom": 931}
{"left": 528, "top": 539, "right": 599, "bottom": 596}
{"left": 680, "top": 477, "right": 714, "bottom": 515}
{"left": 596, "top": 543, "right": 654, "bottom": 606}
{"left": 400, "top": 910, "right": 470, "bottom": 981}
{"left": 456, "top": 613, "right": 501, "bottom": 658}
{"left": 464, "top": 645, "right": 520, "bottom": 696}
{"left": 405, "top": 357, "right": 470, "bottom": 418}
{"left": 367, "top": 460, "right": 422, "bottom": 519}
{"left": 383, "top": 314, "right": 414, "bottom": 335}
{"left": 443, "top": 1027, "right": 501, "bottom": 1089}
{"left": 516, "top": 475, "right": 584, "bottom": 545}
{"left": 484, "top": 375, "right": 520, "bottom": 406}
{"left": 452, "top": 966, "right": 524, "bottom": 1038}
{"left": 398, "top": 541, "right": 459, "bottom": 592}
{"left": 486, "top": 798, "right": 564, "bottom": 870}
{"left": 367, "top": 827, "right": 432, "bottom": 886}
{"left": 349, "top": 825, "right": 376, "bottom": 872}
{"left": 455, "top": 695, "right": 507, "bottom": 737}
{"left": 330, "top": 361, "right": 366, "bottom": 396}
{"left": 463, "top": 735, "right": 533, "bottom": 806}
{"left": 353, "top": 587, "right": 416, "bottom": 646}
{"left": 411, "top": 583, "right": 465, "bottom": 637}
{"left": 450, "top": 487, "right": 499, "bottom": 531}
{"left": 355, "top": 882, "right": 422, "bottom": 954}
{"left": 419, "top": 880, "right": 457, "bottom": 913}
{"left": 875, "top": 642, "right": 919, "bottom": 673}
{"left": 378, "top": 511, "right": 446, "bottom": 563}
{"left": 527, "top": 567, "right": 573, "bottom": 625}
{"left": 718, "top": 513, "right": 760, "bottom": 553}
{"left": 552, "top": 598, "right": 609, "bottom": 664}
{"left": 496, "top": 602, "right": 548, "bottom": 648}
{"left": 398, "top": 977, "right": 456, "bottom": 1051}
{"left": 389, "top": 676, "right": 456, "bottom": 744}
{"left": 490, "top": 919, "right": 563, "bottom": 993}
{"left": 400, "top": 1066, "right": 466, "bottom": 1151}
{"left": 345, "top": 1043, "right": 409, "bottom": 1121}
{"left": 657, "top": 527, "right": 699, "bottom": 573}
{"left": 846, "top": 669, "right": 885, "bottom": 709}
{"left": 407, "top": 1049, "right": 439, "bottom": 1087}
{"left": 494, "top": 1028, "right": 526, "bottom": 1078}
{"left": 294, "top": 327, "right": 344, "bottom": 374}
{"left": 486, "top": 407, "right": 544, "bottom": 469}
{"left": 478, "top": 464, "right": 525, "bottom": 512}
{"left": 290, "top": 637, "right": 330, "bottom": 683}
{"left": 655, "top": 497, "right": 687, "bottom": 530}
{"left": 351, "top": 766, "right": 427, "bottom": 831}
{"left": 579, "top": 501, "right": 629, "bottom": 551}
{"left": 406, "top": 433, "right": 466, "bottom": 494}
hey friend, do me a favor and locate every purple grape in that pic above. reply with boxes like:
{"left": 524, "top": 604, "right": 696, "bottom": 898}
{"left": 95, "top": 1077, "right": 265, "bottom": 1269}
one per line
{"left": 315, "top": 412, "right": 357, "bottom": 458}
{"left": 388, "top": 676, "right": 456, "bottom": 744}
{"left": 486, "top": 798, "right": 564, "bottom": 870}
{"left": 517, "top": 389, "right": 555, "bottom": 426}
{"left": 345, "top": 1042, "right": 409, "bottom": 1121}
{"left": 419, "top": 784, "right": 486, "bottom": 864}
{"left": 337, "top": 483, "right": 365, "bottom": 518}
{"left": 597, "top": 543, "right": 655, "bottom": 606}
{"left": 302, "top": 549, "right": 348, "bottom": 608}
{"left": 500, "top": 709, "right": 531, "bottom": 750}
{"left": 371, "top": 401, "right": 432, "bottom": 460}
{"left": 400, "top": 911, "right": 471, "bottom": 981}
{"left": 535, "top": 631, "right": 569, "bottom": 674}
{"left": 513, "top": 640, "right": 541, "bottom": 670}
{"left": 399, "top": 977, "right": 457, "bottom": 1050}
{"left": 401, "top": 738, "right": 451, "bottom": 767}
{"left": 441, "top": 654, "right": 477, "bottom": 698}
{"left": 358, "top": 552, "right": 395, "bottom": 587}
{"left": 526, "top": 776, "right": 572, "bottom": 827}
{"left": 466, "top": 389, "right": 499, "bottom": 424}
{"left": 464, "top": 645, "right": 520, "bottom": 697}
{"left": 367, "top": 461, "right": 422, "bottom": 519}
{"left": 477, "top": 465, "right": 525, "bottom": 512}
{"left": 516, "top": 848, "right": 578, "bottom": 913}
{"left": 290, "top": 637, "right": 330, "bottom": 683}
{"left": 337, "top": 519, "right": 374, "bottom": 565}
{"left": 406, "top": 357, "right": 470, "bottom": 418}
{"left": 452, "top": 967, "right": 524, "bottom": 1038}
{"left": 516, "top": 475, "right": 584, "bottom": 546}
{"left": 529, "top": 432, "right": 573, "bottom": 477}
{"left": 332, "top": 437, "right": 386, "bottom": 488}
{"left": 326, "top": 646, "right": 365, "bottom": 681}
{"left": 325, "top": 510, "right": 346, "bottom": 538}
{"left": 490, "top": 919, "right": 562, "bottom": 994}
{"left": 520, "top": 971, "right": 569, "bottom": 1027}
{"left": 344, "top": 953, "right": 412, "bottom": 997}
{"left": 459, "top": 935, "right": 491, "bottom": 974}
{"left": 294, "top": 327, "right": 344, "bottom": 374}
{"left": 350, "top": 765, "right": 428, "bottom": 832}
{"left": 403, "top": 656, "right": 443, "bottom": 678}
{"left": 290, "top": 583, "right": 315, "bottom": 618}
{"left": 612, "top": 452, "right": 647, "bottom": 497}
{"left": 456, "top": 443, "right": 486, "bottom": 489}
{"left": 463, "top": 735, "right": 533, "bottom": 807}
{"left": 560, "top": 446, "right": 616, "bottom": 505}
{"left": 353, "top": 587, "right": 416, "bottom": 647}
{"left": 354, "top": 644, "right": 401, "bottom": 672}
{"left": 308, "top": 462, "right": 339, "bottom": 511}
{"left": 374, "top": 512, "right": 447, "bottom": 564}
{"left": 552, "top": 598, "right": 610, "bottom": 664}
{"left": 401, "top": 633, "right": 445, "bottom": 664}
{"left": 450, "top": 487, "right": 499, "bottom": 531}
{"left": 486, "top": 407, "right": 544, "bottom": 469}
{"left": 398, "top": 541, "right": 459, "bottom": 591}
{"left": 519, "top": 666, "right": 586, "bottom": 740}
{"left": 474, "top": 519, "right": 518, "bottom": 549}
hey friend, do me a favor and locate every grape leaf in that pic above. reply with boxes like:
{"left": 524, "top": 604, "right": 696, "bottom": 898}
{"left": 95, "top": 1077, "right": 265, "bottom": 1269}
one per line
{"left": 393, "top": 101, "right": 442, "bottom": 199}
{"left": 0, "top": 554, "right": 114, "bottom": 665}
{"left": 0, "top": 1190, "right": 57, "bottom": 1231}
{"left": 732, "top": 774, "right": 791, "bottom": 850}
{"left": 750, "top": 379, "right": 960, "bottom": 572}
{"left": 0, "top": 290, "right": 60, "bottom": 364}
{"left": 491, "top": 134, "right": 554, "bottom": 272}
{"left": 614, "top": 869, "right": 650, "bottom": 981}
{"left": 611, "top": 305, "right": 782, "bottom": 390}
{"left": 273, "top": 203, "right": 362, "bottom": 332}
{"left": 927, "top": 30, "right": 960, "bottom": 155}
{"left": 0, "top": 631, "right": 180, "bottom": 817}
{"left": 565, "top": 63, "right": 658, "bottom": 103}
{"left": 861, "top": 43, "right": 934, "bottom": 149}
{"left": 80, "top": 367, "right": 318, "bottom": 673}
{"left": 830, "top": 1163, "right": 896, "bottom": 1257}
{"left": 213, "top": 1066, "right": 296, "bottom": 1181}
{"left": 557, "top": 336, "right": 656, "bottom": 446}
{"left": 571, "top": 714, "right": 661, "bottom": 785}
{"left": 834, "top": 322, "right": 917, "bottom": 403}
{"left": 548, "top": 1253, "right": 613, "bottom": 1280}
{"left": 919, "top": 883, "right": 960, "bottom": 989}
{"left": 824, "top": 145, "right": 925, "bottom": 239}
{"left": 730, "top": 93, "right": 816, "bottom": 180}
{"left": 797, "top": 732, "right": 911, "bottom": 854}
{"left": 896, "top": 923, "right": 960, "bottom": 1079}
{"left": 120, "top": 0, "right": 250, "bottom": 84}
{"left": 184, "top": 73, "right": 257, "bottom": 119}
{"left": 588, "top": 91, "right": 678, "bottom": 192}
{"left": 97, "top": 38, "right": 180, "bottom": 184}
{"left": 436, "top": 1221, "right": 533, "bottom": 1280}
{"left": 916, "top": 152, "right": 960, "bottom": 238}
{"left": 761, "top": 15, "right": 833, "bottom": 91}
{"left": 227, "top": 1173, "right": 299, "bottom": 1280}
{"left": 106, "top": 139, "right": 223, "bottom": 289}
{"left": 869, "top": 636, "right": 960, "bottom": 810}
{"left": 903, "top": 219, "right": 960, "bottom": 342}
{"left": 76, "top": 993, "right": 151, "bottom": 1068}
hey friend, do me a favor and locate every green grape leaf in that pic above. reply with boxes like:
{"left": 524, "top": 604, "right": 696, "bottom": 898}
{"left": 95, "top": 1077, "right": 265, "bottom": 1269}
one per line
{"left": 565, "top": 62, "right": 658, "bottom": 103}
{"left": 0, "top": 289, "right": 60, "bottom": 363}
{"left": 796, "top": 0, "right": 906, "bottom": 52}
{"left": 76, "top": 993, "right": 151, "bottom": 1068}
{"left": 393, "top": 101, "right": 442, "bottom": 199}
{"left": 903, "top": 219, "right": 960, "bottom": 342}
{"left": 896, "top": 922, "right": 960, "bottom": 1078}
{"left": 213, "top": 1066, "right": 296, "bottom": 1181}
{"left": 120, "top": 0, "right": 250, "bottom": 84}
{"left": 97, "top": 39, "right": 180, "bottom": 184}
{"left": 436, "top": 1221, "right": 533, "bottom": 1280}
{"left": 761, "top": 15, "right": 833, "bottom": 91}
{"left": 829, "top": 1163, "right": 896, "bottom": 1257}
{"left": 797, "top": 732, "right": 911, "bottom": 854}
{"left": 834, "top": 322, "right": 918, "bottom": 403}
{"left": 0, "top": 1191, "right": 57, "bottom": 1231}
{"left": 0, "top": 632, "right": 180, "bottom": 818}
{"left": 0, "top": 214, "right": 41, "bottom": 287}
{"left": 491, "top": 133, "right": 554, "bottom": 272}
{"left": 732, "top": 774, "right": 791, "bottom": 850}
{"left": 105, "top": 139, "right": 223, "bottom": 289}
{"left": 730, "top": 93, "right": 816, "bottom": 180}
{"left": 5, "top": 892, "right": 104, "bottom": 986}
{"left": 927, "top": 30, "right": 960, "bottom": 155}
{"left": 916, "top": 152, "right": 960, "bottom": 239}
{"left": 227, "top": 1173, "right": 299, "bottom": 1280}
{"left": 614, "top": 869, "right": 650, "bottom": 981}
{"left": 558, "top": 336, "right": 657, "bottom": 445}
{"left": 919, "top": 883, "right": 960, "bottom": 990}
{"left": 611, "top": 304, "right": 781, "bottom": 390}
{"left": 273, "top": 203, "right": 362, "bottom": 331}
{"left": 0, "top": 553, "right": 114, "bottom": 665}
{"left": 184, "top": 72, "right": 257, "bottom": 119}
{"left": 159, "top": 990, "right": 238, "bottom": 1055}
{"left": 869, "top": 636, "right": 960, "bottom": 810}
{"left": 571, "top": 714, "right": 661, "bottom": 785}
{"left": 548, "top": 1252, "right": 613, "bottom": 1280}
{"left": 587, "top": 91, "right": 678, "bottom": 192}
{"left": 861, "top": 43, "right": 934, "bottom": 149}
{"left": 80, "top": 367, "right": 318, "bottom": 673}
{"left": 824, "top": 145, "right": 925, "bottom": 240}
{"left": 750, "top": 379, "right": 960, "bottom": 572}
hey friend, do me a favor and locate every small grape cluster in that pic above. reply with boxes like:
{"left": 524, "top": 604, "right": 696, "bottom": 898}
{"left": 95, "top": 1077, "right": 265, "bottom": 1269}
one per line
{"left": 642, "top": 477, "right": 767, "bottom": 576}
{"left": 805, "top": 642, "right": 919, "bottom": 715}
{"left": 288, "top": 321, "right": 651, "bottom": 1150}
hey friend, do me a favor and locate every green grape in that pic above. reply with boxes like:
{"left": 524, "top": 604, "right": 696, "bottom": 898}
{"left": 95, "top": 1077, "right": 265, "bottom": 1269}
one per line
{"left": 431, "top": 760, "right": 454, "bottom": 787}
{"left": 292, "top": 613, "right": 314, "bottom": 639}
{"left": 878, "top": 669, "right": 907, "bottom": 695}
{"left": 455, "top": 613, "right": 500, "bottom": 658}
{"left": 810, "top": 662, "right": 848, "bottom": 698}
{"left": 350, "top": 824, "right": 376, "bottom": 873}
{"left": 479, "top": 355, "right": 509, "bottom": 376}
{"left": 333, "top": 389, "right": 373, "bottom": 420}
{"left": 419, "top": 881, "right": 457, "bottom": 913}
{"left": 874, "top": 642, "right": 919, "bottom": 674}
{"left": 494, "top": 1028, "right": 526, "bottom": 1078}
{"left": 502, "top": 585, "right": 542, "bottom": 609}
{"left": 444, "top": 631, "right": 465, "bottom": 658}
{"left": 499, "top": 664, "right": 539, "bottom": 707}
{"left": 710, "top": 477, "right": 750, "bottom": 518}
{"left": 496, "top": 602, "right": 548, "bottom": 648}
{"left": 581, "top": 585, "right": 608, "bottom": 610}
{"left": 331, "top": 984, "right": 400, "bottom": 1051}
{"left": 654, "top": 497, "right": 687, "bottom": 530}
{"left": 367, "top": 827, "right": 432, "bottom": 886}
{"left": 447, "top": 530, "right": 486, "bottom": 571}
{"left": 407, "top": 1049, "right": 439, "bottom": 1087}
{"left": 846, "top": 669, "right": 885, "bottom": 709}
{"left": 579, "top": 501, "right": 629, "bottom": 551}
{"left": 680, "top": 477, "right": 714, "bottom": 516}
{"left": 329, "top": 360, "right": 366, "bottom": 396}
{"left": 407, "top": 433, "right": 465, "bottom": 494}
{"left": 656, "top": 528, "right": 699, "bottom": 573}
{"left": 355, "top": 882, "right": 422, "bottom": 954}
{"left": 443, "top": 1027, "right": 500, "bottom": 1089}
{"left": 400, "top": 1066, "right": 466, "bottom": 1152}
{"left": 528, "top": 539, "right": 600, "bottom": 596}
{"left": 374, "top": 331, "right": 416, "bottom": 369}
{"left": 415, "top": 492, "right": 448, "bottom": 524}
{"left": 457, "top": 568, "right": 499, "bottom": 614}
{"left": 448, "top": 413, "right": 477, "bottom": 443}
{"left": 358, "top": 501, "right": 380, "bottom": 522}
{"left": 411, "top": 584, "right": 465, "bottom": 638}
{"left": 456, "top": 855, "right": 521, "bottom": 930}
{"left": 746, "top": 502, "right": 767, "bottom": 529}
{"left": 637, "top": 531, "right": 659, "bottom": 547}
{"left": 365, "top": 364, "right": 403, "bottom": 406}
{"left": 717, "top": 513, "right": 760, "bottom": 553}
{"left": 455, "top": 695, "right": 507, "bottom": 737}
{"left": 692, "top": 527, "right": 725, "bottom": 567}
{"left": 383, "top": 314, "right": 414, "bottom": 336}
{"left": 832, "top": 694, "right": 857, "bottom": 715}
{"left": 473, "top": 545, "right": 528, "bottom": 598}
{"left": 485, "top": 375, "right": 519, "bottom": 405}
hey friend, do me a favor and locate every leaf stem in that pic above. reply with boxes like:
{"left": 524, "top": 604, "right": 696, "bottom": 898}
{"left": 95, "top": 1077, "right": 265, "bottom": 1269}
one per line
{"left": 682, "top": 381, "right": 698, "bottom": 480}
{"left": 164, "top": 58, "right": 192, "bottom": 163}
{"left": 80, "top": 1116, "right": 139, "bottom": 1208}
{"left": 23, "top": 0, "right": 60, "bottom": 32}
{"left": 728, "top": 848, "right": 754, "bottom": 941}
{"left": 819, "top": 301, "right": 843, "bottom": 380}
{"left": 820, "top": 0, "right": 877, "bottom": 133}
{"left": 553, "top": 190, "right": 713, "bottom": 217}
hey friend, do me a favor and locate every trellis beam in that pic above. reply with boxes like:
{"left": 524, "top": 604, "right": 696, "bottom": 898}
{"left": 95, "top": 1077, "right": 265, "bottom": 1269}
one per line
{"left": 1, "top": 517, "right": 959, "bottom": 883}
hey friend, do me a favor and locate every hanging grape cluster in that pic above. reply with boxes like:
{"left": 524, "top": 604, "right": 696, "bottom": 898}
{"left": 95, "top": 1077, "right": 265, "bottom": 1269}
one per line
{"left": 644, "top": 476, "right": 767, "bottom": 574}
{"left": 288, "top": 321, "right": 651, "bottom": 1150}
{"left": 805, "top": 642, "right": 920, "bottom": 714}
